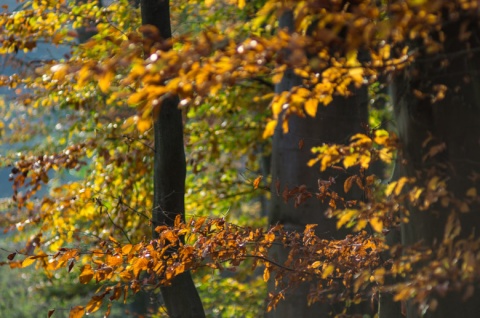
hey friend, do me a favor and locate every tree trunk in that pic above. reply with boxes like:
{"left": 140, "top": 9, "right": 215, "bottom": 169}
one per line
{"left": 391, "top": 18, "right": 480, "bottom": 318}
{"left": 266, "top": 11, "right": 369, "bottom": 318}
{"left": 141, "top": 1, "right": 205, "bottom": 317}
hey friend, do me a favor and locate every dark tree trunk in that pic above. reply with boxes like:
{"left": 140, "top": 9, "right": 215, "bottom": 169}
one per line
{"left": 141, "top": 1, "right": 205, "bottom": 317}
{"left": 391, "top": 18, "right": 480, "bottom": 318}
{"left": 266, "top": 11, "right": 369, "bottom": 318}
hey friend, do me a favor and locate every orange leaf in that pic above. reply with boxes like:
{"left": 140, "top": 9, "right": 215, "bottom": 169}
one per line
{"left": 122, "top": 244, "right": 133, "bottom": 255}
{"left": 69, "top": 306, "right": 84, "bottom": 318}
{"left": 79, "top": 264, "right": 94, "bottom": 284}
{"left": 253, "top": 176, "right": 263, "bottom": 189}
{"left": 106, "top": 255, "right": 122, "bottom": 267}
{"left": 133, "top": 258, "right": 149, "bottom": 277}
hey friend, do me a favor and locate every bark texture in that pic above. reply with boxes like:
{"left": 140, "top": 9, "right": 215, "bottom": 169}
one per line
{"left": 141, "top": 1, "right": 205, "bottom": 317}
{"left": 266, "top": 11, "right": 369, "bottom": 318}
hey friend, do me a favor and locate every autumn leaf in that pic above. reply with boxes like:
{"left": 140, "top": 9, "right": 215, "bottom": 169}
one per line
{"left": 263, "top": 267, "right": 270, "bottom": 282}
{"left": 98, "top": 71, "right": 114, "bottom": 93}
{"left": 253, "top": 176, "right": 263, "bottom": 189}
{"left": 122, "top": 244, "right": 133, "bottom": 255}
{"left": 304, "top": 99, "right": 318, "bottom": 117}
{"left": 22, "top": 256, "right": 36, "bottom": 268}
{"left": 69, "top": 306, "right": 84, "bottom": 318}
{"left": 263, "top": 120, "right": 277, "bottom": 139}
{"left": 344, "top": 176, "right": 355, "bottom": 193}
{"left": 48, "top": 309, "right": 55, "bottom": 318}
{"left": 86, "top": 297, "right": 102, "bottom": 314}
{"left": 137, "top": 117, "right": 152, "bottom": 133}
{"left": 321, "top": 264, "right": 335, "bottom": 279}
{"left": 369, "top": 217, "right": 383, "bottom": 233}
{"left": 311, "top": 261, "right": 321, "bottom": 269}
{"left": 79, "top": 264, "right": 94, "bottom": 284}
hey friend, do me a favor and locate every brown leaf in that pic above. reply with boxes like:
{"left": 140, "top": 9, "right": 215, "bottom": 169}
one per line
{"left": 7, "top": 252, "right": 16, "bottom": 260}
{"left": 68, "top": 260, "right": 74, "bottom": 273}
{"left": 48, "top": 309, "right": 55, "bottom": 318}
{"left": 298, "top": 138, "right": 304, "bottom": 150}
{"left": 344, "top": 176, "right": 355, "bottom": 193}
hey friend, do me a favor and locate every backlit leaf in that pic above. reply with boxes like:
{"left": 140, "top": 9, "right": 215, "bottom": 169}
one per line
{"left": 322, "top": 264, "right": 335, "bottom": 279}
{"left": 369, "top": 217, "right": 383, "bottom": 233}
{"left": 263, "top": 120, "right": 277, "bottom": 139}
{"left": 79, "top": 264, "right": 94, "bottom": 284}
{"left": 86, "top": 297, "right": 102, "bottom": 314}
{"left": 304, "top": 99, "right": 318, "bottom": 117}
{"left": 22, "top": 256, "right": 36, "bottom": 268}
{"left": 253, "top": 176, "right": 263, "bottom": 189}
{"left": 69, "top": 306, "right": 84, "bottom": 318}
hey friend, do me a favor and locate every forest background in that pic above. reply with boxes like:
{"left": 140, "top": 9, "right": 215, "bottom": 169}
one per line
{"left": 1, "top": 0, "right": 480, "bottom": 317}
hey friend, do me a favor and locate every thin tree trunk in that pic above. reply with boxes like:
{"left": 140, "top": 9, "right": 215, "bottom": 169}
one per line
{"left": 141, "top": 1, "right": 205, "bottom": 317}
{"left": 266, "top": 11, "right": 369, "bottom": 318}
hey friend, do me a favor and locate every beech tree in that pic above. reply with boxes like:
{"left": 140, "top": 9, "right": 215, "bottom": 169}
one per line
{"left": 2, "top": 1, "right": 480, "bottom": 317}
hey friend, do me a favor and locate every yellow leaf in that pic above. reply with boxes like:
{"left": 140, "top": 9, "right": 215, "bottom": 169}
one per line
{"left": 22, "top": 256, "right": 36, "bottom": 268}
{"left": 263, "top": 267, "right": 270, "bottom": 282}
{"left": 373, "top": 267, "right": 385, "bottom": 284}
{"left": 337, "top": 209, "right": 356, "bottom": 229}
{"left": 311, "top": 261, "right": 321, "bottom": 269}
{"left": 98, "top": 71, "right": 114, "bottom": 93}
{"left": 79, "top": 264, "right": 94, "bottom": 284}
{"left": 137, "top": 118, "right": 152, "bottom": 133}
{"left": 51, "top": 64, "right": 68, "bottom": 81}
{"left": 205, "top": 0, "right": 214, "bottom": 7}
{"left": 263, "top": 120, "right": 277, "bottom": 139}
{"left": 271, "top": 93, "right": 286, "bottom": 117}
{"left": 385, "top": 181, "right": 397, "bottom": 196}
{"left": 369, "top": 217, "right": 383, "bottom": 233}
{"left": 343, "top": 153, "right": 359, "bottom": 169}
{"left": 282, "top": 119, "right": 289, "bottom": 134}
{"left": 238, "top": 0, "right": 246, "bottom": 9}
{"left": 69, "top": 306, "right": 85, "bottom": 318}
{"left": 354, "top": 219, "right": 368, "bottom": 231}
{"left": 127, "top": 92, "right": 145, "bottom": 105}
{"left": 395, "top": 177, "right": 409, "bottom": 195}
{"left": 379, "top": 148, "right": 393, "bottom": 163}
{"left": 322, "top": 264, "right": 334, "bottom": 279}
{"left": 304, "top": 99, "right": 318, "bottom": 117}
{"left": 374, "top": 129, "right": 389, "bottom": 145}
